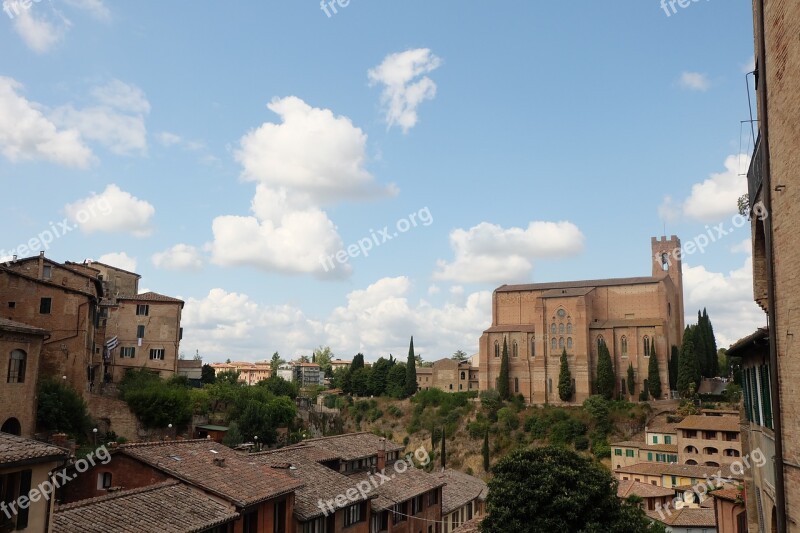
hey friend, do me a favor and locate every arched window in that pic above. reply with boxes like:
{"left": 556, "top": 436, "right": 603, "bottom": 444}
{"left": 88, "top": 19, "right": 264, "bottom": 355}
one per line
{"left": 551, "top": 323, "right": 557, "bottom": 335}
{"left": 514, "top": 378, "right": 519, "bottom": 393}
{"left": 661, "top": 253, "right": 670, "bottom": 271}
{"left": 494, "top": 341, "right": 500, "bottom": 358}
{"left": 559, "top": 337, "right": 565, "bottom": 350}
{"left": 512, "top": 341, "right": 518, "bottom": 358}
{"left": 643, "top": 336, "right": 651, "bottom": 356}
{"left": 0, "top": 418, "right": 21, "bottom": 436}
{"left": 597, "top": 336, "right": 605, "bottom": 350}
{"left": 531, "top": 336, "right": 536, "bottom": 358}
{"left": 559, "top": 323, "right": 565, "bottom": 335}
{"left": 460, "top": 371, "right": 466, "bottom": 380}
{"left": 7, "top": 350, "right": 26, "bottom": 383}
{"left": 621, "top": 336, "right": 628, "bottom": 357}
{"left": 567, "top": 337, "right": 573, "bottom": 350}
{"left": 551, "top": 338, "right": 557, "bottom": 351}
{"left": 567, "top": 322, "right": 573, "bottom": 334}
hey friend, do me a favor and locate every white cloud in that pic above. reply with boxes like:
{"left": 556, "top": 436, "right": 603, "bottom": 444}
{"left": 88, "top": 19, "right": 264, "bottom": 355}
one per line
{"left": 97, "top": 252, "right": 137, "bottom": 273}
{"left": 51, "top": 80, "right": 149, "bottom": 156}
{"left": 428, "top": 285, "right": 441, "bottom": 295}
{"left": 157, "top": 131, "right": 182, "bottom": 147}
{"left": 152, "top": 244, "right": 204, "bottom": 271}
{"left": 11, "top": 8, "right": 68, "bottom": 53}
{"left": 434, "top": 221, "right": 585, "bottom": 284}
{"left": 65, "top": 184, "right": 155, "bottom": 237}
{"left": 368, "top": 48, "right": 442, "bottom": 133}
{"left": 213, "top": 96, "right": 395, "bottom": 276}
{"left": 181, "top": 279, "right": 493, "bottom": 362}
{"left": 235, "top": 96, "right": 395, "bottom": 203}
{"left": 0, "top": 77, "right": 93, "bottom": 167}
{"left": 683, "top": 257, "right": 766, "bottom": 348}
{"left": 658, "top": 154, "right": 750, "bottom": 223}
{"left": 679, "top": 72, "right": 711, "bottom": 92}
{"left": 731, "top": 239, "right": 752, "bottom": 254}
{"left": 63, "top": 0, "right": 111, "bottom": 21}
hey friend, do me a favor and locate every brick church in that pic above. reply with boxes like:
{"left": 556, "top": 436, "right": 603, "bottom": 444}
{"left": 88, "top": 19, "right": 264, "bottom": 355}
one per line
{"left": 478, "top": 236, "right": 684, "bottom": 405}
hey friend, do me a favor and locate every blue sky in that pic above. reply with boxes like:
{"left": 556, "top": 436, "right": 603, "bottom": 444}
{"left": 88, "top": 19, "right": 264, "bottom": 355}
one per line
{"left": 0, "top": 0, "right": 765, "bottom": 362}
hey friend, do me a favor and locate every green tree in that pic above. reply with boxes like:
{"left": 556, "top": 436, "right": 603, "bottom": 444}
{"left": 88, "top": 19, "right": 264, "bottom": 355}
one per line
{"left": 201, "top": 364, "right": 216, "bottom": 384}
{"left": 596, "top": 342, "right": 615, "bottom": 400}
{"left": 677, "top": 335, "right": 700, "bottom": 397}
{"left": 298, "top": 355, "right": 311, "bottom": 364}
{"left": 313, "top": 346, "right": 334, "bottom": 377}
{"left": 669, "top": 345, "right": 679, "bottom": 391}
{"left": 626, "top": 364, "right": 635, "bottom": 397}
{"left": 216, "top": 369, "right": 242, "bottom": 386}
{"left": 386, "top": 363, "right": 408, "bottom": 398}
{"left": 37, "top": 378, "right": 93, "bottom": 438}
{"left": 351, "top": 353, "right": 365, "bottom": 372}
{"left": 498, "top": 337, "right": 511, "bottom": 401}
{"left": 703, "top": 309, "right": 719, "bottom": 377}
{"left": 350, "top": 367, "right": 372, "bottom": 397}
{"left": 558, "top": 349, "right": 573, "bottom": 402}
{"left": 270, "top": 352, "right": 285, "bottom": 374}
{"left": 648, "top": 342, "right": 662, "bottom": 400}
{"left": 258, "top": 376, "right": 299, "bottom": 399}
{"left": 482, "top": 429, "right": 490, "bottom": 472}
{"left": 452, "top": 350, "right": 468, "bottom": 362}
{"left": 481, "top": 447, "right": 665, "bottom": 533}
{"left": 404, "top": 337, "right": 418, "bottom": 397}
{"left": 331, "top": 367, "right": 351, "bottom": 392}
{"left": 368, "top": 357, "right": 394, "bottom": 396}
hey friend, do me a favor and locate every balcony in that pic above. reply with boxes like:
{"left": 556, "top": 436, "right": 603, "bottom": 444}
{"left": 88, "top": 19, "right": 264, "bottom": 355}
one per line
{"left": 748, "top": 134, "right": 764, "bottom": 207}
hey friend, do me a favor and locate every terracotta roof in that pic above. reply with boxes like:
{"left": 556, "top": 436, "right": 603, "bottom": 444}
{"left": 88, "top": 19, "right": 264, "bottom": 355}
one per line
{"left": 589, "top": 319, "right": 663, "bottom": 329}
{"left": 348, "top": 461, "right": 445, "bottom": 511}
{"left": 436, "top": 470, "right": 488, "bottom": 515}
{"left": 120, "top": 440, "right": 302, "bottom": 507}
{"left": 248, "top": 448, "right": 373, "bottom": 521}
{"left": 286, "top": 432, "right": 404, "bottom": 462}
{"left": 711, "top": 488, "right": 743, "bottom": 503}
{"left": 496, "top": 276, "right": 662, "bottom": 293}
{"left": 615, "top": 462, "right": 742, "bottom": 481}
{"left": 484, "top": 325, "right": 537, "bottom": 334}
{"left": 0, "top": 318, "right": 48, "bottom": 336}
{"left": 617, "top": 479, "right": 674, "bottom": 499}
{"left": 119, "top": 292, "right": 184, "bottom": 304}
{"left": 646, "top": 421, "right": 678, "bottom": 435}
{"left": 646, "top": 507, "right": 717, "bottom": 527}
{"left": 0, "top": 432, "right": 68, "bottom": 466}
{"left": 53, "top": 480, "right": 238, "bottom": 533}
{"left": 727, "top": 327, "right": 769, "bottom": 356}
{"left": 611, "top": 441, "right": 678, "bottom": 453}
{"left": 453, "top": 517, "right": 482, "bottom": 533}
{"left": 675, "top": 415, "right": 741, "bottom": 432}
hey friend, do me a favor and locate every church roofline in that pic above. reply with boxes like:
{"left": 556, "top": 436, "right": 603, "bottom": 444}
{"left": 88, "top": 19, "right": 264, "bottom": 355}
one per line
{"left": 495, "top": 276, "right": 664, "bottom": 293}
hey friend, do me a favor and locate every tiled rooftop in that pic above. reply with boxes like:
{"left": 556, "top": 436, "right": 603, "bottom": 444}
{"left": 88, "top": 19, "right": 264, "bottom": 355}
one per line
{"left": 120, "top": 440, "right": 302, "bottom": 507}
{"left": 53, "top": 480, "right": 238, "bottom": 533}
{"left": 711, "top": 488, "right": 743, "bottom": 503}
{"left": 0, "top": 318, "right": 48, "bottom": 335}
{"left": 615, "top": 462, "right": 742, "bottom": 481}
{"left": 675, "top": 415, "right": 741, "bottom": 432}
{"left": 285, "top": 432, "right": 404, "bottom": 462}
{"left": 119, "top": 292, "right": 184, "bottom": 304}
{"left": 617, "top": 479, "right": 674, "bottom": 499}
{"left": 453, "top": 517, "right": 482, "bottom": 533}
{"left": 496, "top": 276, "right": 660, "bottom": 293}
{"left": 0, "top": 432, "right": 68, "bottom": 466}
{"left": 347, "top": 460, "right": 445, "bottom": 511}
{"left": 436, "top": 469, "right": 488, "bottom": 515}
{"left": 611, "top": 440, "right": 678, "bottom": 453}
{"left": 645, "top": 507, "right": 717, "bottom": 527}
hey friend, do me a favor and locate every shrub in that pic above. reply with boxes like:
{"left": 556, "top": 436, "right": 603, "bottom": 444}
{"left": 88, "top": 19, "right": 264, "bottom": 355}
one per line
{"left": 497, "top": 407, "right": 519, "bottom": 431}
{"left": 574, "top": 435, "right": 590, "bottom": 451}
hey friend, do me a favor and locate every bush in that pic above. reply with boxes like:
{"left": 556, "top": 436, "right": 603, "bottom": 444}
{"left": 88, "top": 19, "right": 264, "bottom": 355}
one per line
{"left": 574, "top": 435, "right": 589, "bottom": 451}
{"left": 387, "top": 405, "right": 403, "bottom": 417}
{"left": 497, "top": 407, "right": 519, "bottom": 431}
{"left": 37, "top": 377, "right": 93, "bottom": 439}
{"left": 591, "top": 437, "right": 611, "bottom": 459}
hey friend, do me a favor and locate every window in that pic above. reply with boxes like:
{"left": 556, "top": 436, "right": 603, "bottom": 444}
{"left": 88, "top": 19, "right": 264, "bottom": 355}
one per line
{"left": 97, "top": 472, "right": 112, "bottom": 489}
{"left": 301, "top": 517, "right": 326, "bottom": 533}
{"left": 647, "top": 452, "right": 653, "bottom": 461}
{"left": 392, "top": 502, "right": 407, "bottom": 523}
{"left": 621, "top": 336, "right": 628, "bottom": 356}
{"left": 614, "top": 449, "right": 622, "bottom": 456}
{"left": 567, "top": 322, "right": 573, "bottom": 334}
{"left": 39, "top": 297, "right": 52, "bottom": 314}
{"left": 743, "top": 364, "right": 774, "bottom": 429}
{"left": 460, "top": 371, "right": 466, "bottom": 380}
{"left": 344, "top": 503, "right": 364, "bottom": 527}
{"left": 136, "top": 304, "right": 149, "bottom": 316}
{"left": 514, "top": 377, "right": 519, "bottom": 393}
{"left": 449, "top": 384, "right": 453, "bottom": 390}
{"left": 428, "top": 489, "right": 439, "bottom": 506}
{"left": 494, "top": 341, "right": 500, "bottom": 358}
{"left": 531, "top": 337, "right": 536, "bottom": 357}
{"left": 567, "top": 337, "right": 573, "bottom": 350}
{"left": 137, "top": 325, "right": 145, "bottom": 339}
{"left": 558, "top": 337, "right": 565, "bottom": 350}
{"left": 7, "top": 350, "right": 26, "bottom": 383}
{"left": 625, "top": 449, "right": 634, "bottom": 458}
{"left": 371, "top": 512, "right": 389, "bottom": 533}
{"left": 652, "top": 436, "right": 658, "bottom": 444}
{"left": 242, "top": 509, "right": 259, "bottom": 533}
{"left": 559, "top": 323, "right": 565, "bottom": 335}
{"left": 120, "top": 347, "right": 136, "bottom": 358}
{"left": 551, "top": 338, "right": 557, "bottom": 351}
{"left": 411, "top": 495, "right": 424, "bottom": 515}
{"left": 643, "top": 336, "right": 651, "bottom": 356}
{"left": 274, "top": 499, "right": 287, "bottom": 533}
{"left": 512, "top": 341, "right": 518, "bottom": 357}
{"left": 665, "top": 436, "right": 672, "bottom": 445}
{"left": 149, "top": 349, "right": 165, "bottom": 360}
{"left": 7, "top": 302, "right": 14, "bottom": 308}
{"left": 597, "top": 336, "right": 605, "bottom": 350}
{"left": 42, "top": 265, "right": 52, "bottom": 279}
{"left": 551, "top": 323, "right": 557, "bottom": 335}
{"left": 557, "top": 309, "right": 566, "bottom": 318}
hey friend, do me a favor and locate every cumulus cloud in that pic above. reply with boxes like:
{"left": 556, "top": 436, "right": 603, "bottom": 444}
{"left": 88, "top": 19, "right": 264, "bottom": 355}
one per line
{"left": 679, "top": 71, "right": 711, "bottom": 91}
{"left": 658, "top": 154, "right": 750, "bottom": 223}
{"left": 11, "top": 7, "right": 68, "bottom": 53}
{"left": 434, "top": 221, "right": 585, "bottom": 284}
{"left": 181, "top": 278, "right": 492, "bottom": 362}
{"left": 683, "top": 257, "right": 766, "bottom": 348}
{"left": 51, "top": 80, "right": 149, "bottom": 156}
{"left": 65, "top": 184, "right": 155, "bottom": 237}
{"left": 368, "top": 48, "right": 442, "bottom": 133}
{"left": 0, "top": 77, "right": 93, "bottom": 167}
{"left": 212, "top": 96, "right": 394, "bottom": 276}
{"left": 97, "top": 252, "right": 137, "bottom": 272}
{"left": 152, "top": 244, "right": 204, "bottom": 271}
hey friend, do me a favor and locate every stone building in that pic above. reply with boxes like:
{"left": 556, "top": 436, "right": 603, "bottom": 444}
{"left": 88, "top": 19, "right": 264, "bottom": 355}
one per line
{"left": 416, "top": 359, "right": 479, "bottom": 393}
{"left": 478, "top": 236, "right": 684, "bottom": 404}
{"left": 0, "top": 319, "right": 47, "bottom": 437}
{"left": 732, "top": 1, "right": 800, "bottom": 531}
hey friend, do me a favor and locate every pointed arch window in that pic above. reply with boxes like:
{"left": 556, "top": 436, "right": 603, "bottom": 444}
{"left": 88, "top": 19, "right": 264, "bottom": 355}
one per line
{"left": 597, "top": 336, "right": 605, "bottom": 351}
{"left": 512, "top": 341, "right": 519, "bottom": 358}
{"left": 643, "top": 336, "right": 651, "bottom": 357}
{"left": 567, "top": 337, "right": 573, "bottom": 350}
{"left": 531, "top": 336, "right": 536, "bottom": 358}
{"left": 621, "top": 336, "right": 628, "bottom": 357}
{"left": 559, "top": 337, "right": 565, "bottom": 350}
{"left": 551, "top": 338, "right": 557, "bottom": 351}
{"left": 494, "top": 341, "right": 500, "bottom": 358}
{"left": 559, "top": 323, "right": 565, "bottom": 335}
{"left": 551, "top": 323, "right": 557, "bottom": 335}
{"left": 567, "top": 322, "right": 573, "bottom": 334}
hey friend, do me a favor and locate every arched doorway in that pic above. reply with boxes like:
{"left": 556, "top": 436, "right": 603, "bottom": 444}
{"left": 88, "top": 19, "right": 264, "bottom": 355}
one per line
{"left": 1, "top": 417, "right": 21, "bottom": 435}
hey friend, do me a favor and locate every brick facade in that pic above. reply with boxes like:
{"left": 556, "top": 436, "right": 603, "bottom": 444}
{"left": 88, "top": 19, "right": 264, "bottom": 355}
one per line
{"left": 478, "top": 237, "right": 683, "bottom": 405}
{"left": 0, "top": 320, "right": 47, "bottom": 438}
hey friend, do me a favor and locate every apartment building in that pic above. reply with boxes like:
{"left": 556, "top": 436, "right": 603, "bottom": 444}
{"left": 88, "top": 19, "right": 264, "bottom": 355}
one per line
{"left": 416, "top": 359, "right": 479, "bottom": 393}
{"left": 0, "top": 318, "right": 47, "bottom": 437}
{"left": 676, "top": 415, "right": 741, "bottom": 468}
{"left": 293, "top": 363, "right": 323, "bottom": 388}
{"left": 437, "top": 469, "right": 488, "bottom": 533}
{"left": 210, "top": 361, "right": 273, "bottom": 385}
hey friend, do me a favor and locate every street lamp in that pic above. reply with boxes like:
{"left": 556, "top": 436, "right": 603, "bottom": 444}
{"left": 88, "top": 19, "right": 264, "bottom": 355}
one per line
{"left": 254, "top": 436, "right": 259, "bottom": 452}
{"left": 168, "top": 423, "right": 173, "bottom": 440}
{"left": 92, "top": 428, "right": 97, "bottom": 447}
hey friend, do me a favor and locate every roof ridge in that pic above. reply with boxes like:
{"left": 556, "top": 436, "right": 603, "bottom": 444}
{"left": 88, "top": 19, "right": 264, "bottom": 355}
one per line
{"left": 120, "top": 438, "right": 212, "bottom": 449}
{"left": 55, "top": 480, "right": 181, "bottom": 511}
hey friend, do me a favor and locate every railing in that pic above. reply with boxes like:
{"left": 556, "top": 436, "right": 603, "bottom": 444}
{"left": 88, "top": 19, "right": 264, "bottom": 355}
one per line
{"left": 748, "top": 134, "right": 764, "bottom": 208}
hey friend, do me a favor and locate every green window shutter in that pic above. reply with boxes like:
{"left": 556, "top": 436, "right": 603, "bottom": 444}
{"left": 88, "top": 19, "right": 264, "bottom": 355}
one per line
{"left": 16, "top": 469, "right": 32, "bottom": 529}
{"left": 647, "top": 452, "right": 653, "bottom": 461}
{"left": 761, "top": 365, "right": 773, "bottom": 430}
{"left": 743, "top": 368, "right": 753, "bottom": 422}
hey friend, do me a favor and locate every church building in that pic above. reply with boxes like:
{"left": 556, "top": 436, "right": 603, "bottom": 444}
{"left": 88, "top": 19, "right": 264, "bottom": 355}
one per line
{"left": 478, "top": 236, "right": 684, "bottom": 404}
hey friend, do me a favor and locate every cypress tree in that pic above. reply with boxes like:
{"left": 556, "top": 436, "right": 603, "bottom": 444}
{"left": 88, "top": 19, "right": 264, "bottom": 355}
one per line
{"left": 677, "top": 336, "right": 699, "bottom": 397}
{"left": 404, "top": 337, "right": 418, "bottom": 397}
{"left": 351, "top": 353, "right": 365, "bottom": 372}
{"left": 498, "top": 337, "right": 511, "bottom": 401}
{"left": 648, "top": 342, "right": 662, "bottom": 400}
{"left": 704, "top": 309, "right": 719, "bottom": 377}
{"left": 627, "top": 363, "right": 635, "bottom": 397}
{"left": 440, "top": 427, "right": 446, "bottom": 469}
{"left": 669, "top": 345, "right": 679, "bottom": 391}
{"left": 482, "top": 429, "right": 490, "bottom": 472}
{"left": 596, "top": 342, "right": 615, "bottom": 400}
{"left": 558, "top": 349, "right": 573, "bottom": 402}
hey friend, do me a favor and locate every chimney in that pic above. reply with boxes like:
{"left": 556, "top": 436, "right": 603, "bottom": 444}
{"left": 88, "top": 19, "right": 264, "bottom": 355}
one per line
{"left": 212, "top": 457, "right": 226, "bottom": 467}
{"left": 377, "top": 438, "right": 386, "bottom": 472}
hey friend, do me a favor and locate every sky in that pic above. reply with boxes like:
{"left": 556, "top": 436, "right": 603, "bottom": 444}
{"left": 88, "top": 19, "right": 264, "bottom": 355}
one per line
{"left": 0, "top": 0, "right": 765, "bottom": 363}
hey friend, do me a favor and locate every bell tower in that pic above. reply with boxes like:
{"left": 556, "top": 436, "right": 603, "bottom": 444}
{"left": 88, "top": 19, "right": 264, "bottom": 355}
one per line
{"left": 651, "top": 235, "right": 684, "bottom": 334}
